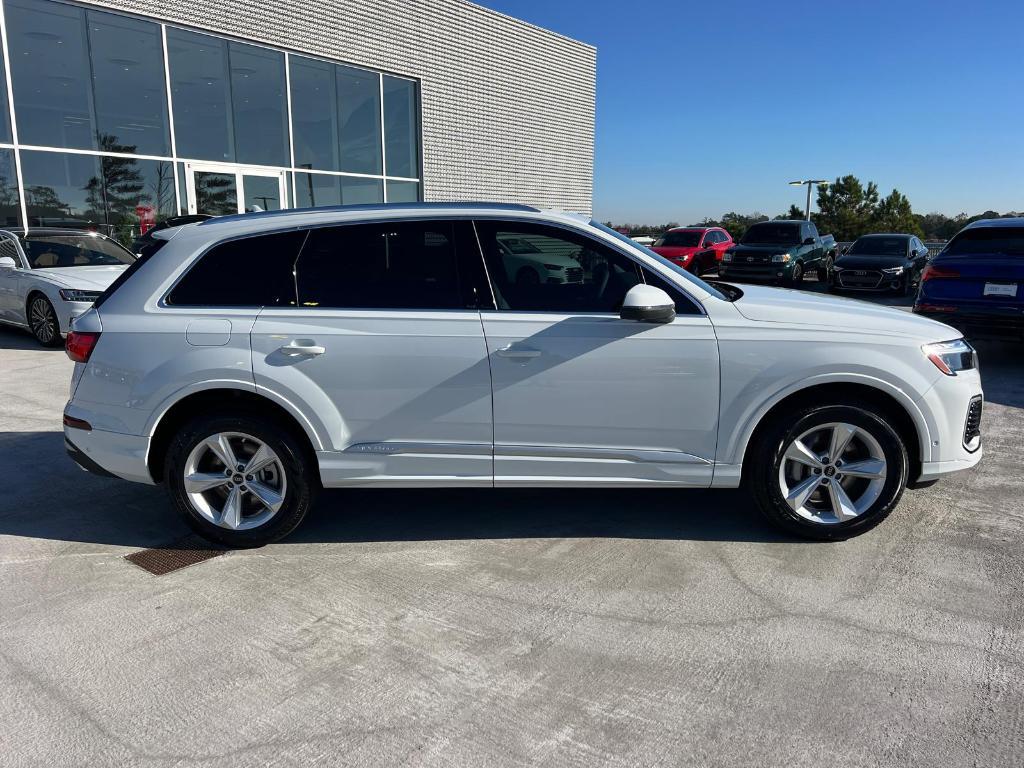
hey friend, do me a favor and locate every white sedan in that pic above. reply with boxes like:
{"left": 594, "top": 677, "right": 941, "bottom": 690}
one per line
{"left": 0, "top": 228, "right": 135, "bottom": 347}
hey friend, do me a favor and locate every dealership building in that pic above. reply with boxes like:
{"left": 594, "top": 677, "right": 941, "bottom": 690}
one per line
{"left": 0, "top": 0, "right": 595, "bottom": 239}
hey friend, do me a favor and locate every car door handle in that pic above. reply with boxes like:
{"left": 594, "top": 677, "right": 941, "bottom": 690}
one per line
{"left": 278, "top": 339, "right": 325, "bottom": 356}
{"left": 495, "top": 344, "right": 541, "bottom": 359}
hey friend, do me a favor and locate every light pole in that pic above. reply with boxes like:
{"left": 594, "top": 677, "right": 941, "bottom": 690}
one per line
{"left": 789, "top": 179, "right": 829, "bottom": 220}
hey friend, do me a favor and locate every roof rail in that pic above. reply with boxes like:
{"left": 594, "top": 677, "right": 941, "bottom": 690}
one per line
{"left": 199, "top": 201, "right": 542, "bottom": 226}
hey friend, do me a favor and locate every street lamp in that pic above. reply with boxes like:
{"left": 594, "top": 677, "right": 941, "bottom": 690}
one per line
{"left": 789, "top": 179, "right": 829, "bottom": 221}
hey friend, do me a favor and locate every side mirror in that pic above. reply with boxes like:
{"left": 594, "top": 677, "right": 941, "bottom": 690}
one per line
{"left": 620, "top": 284, "right": 675, "bottom": 324}
{"left": 0, "top": 256, "right": 16, "bottom": 269}
{"left": 803, "top": 236, "right": 815, "bottom": 245}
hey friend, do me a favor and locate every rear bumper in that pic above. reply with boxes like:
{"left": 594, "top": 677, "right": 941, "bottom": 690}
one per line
{"left": 914, "top": 306, "right": 1024, "bottom": 341}
{"left": 63, "top": 425, "right": 155, "bottom": 485}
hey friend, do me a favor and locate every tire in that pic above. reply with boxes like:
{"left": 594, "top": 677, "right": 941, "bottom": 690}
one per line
{"left": 816, "top": 256, "right": 833, "bottom": 283}
{"left": 747, "top": 403, "right": 908, "bottom": 540}
{"left": 164, "top": 413, "right": 318, "bottom": 548}
{"left": 28, "top": 294, "right": 62, "bottom": 347}
{"left": 787, "top": 261, "right": 804, "bottom": 287}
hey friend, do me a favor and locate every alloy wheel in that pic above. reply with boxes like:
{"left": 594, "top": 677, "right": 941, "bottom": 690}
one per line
{"left": 778, "top": 421, "right": 887, "bottom": 524}
{"left": 183, "top": 432, "right": 287, "bottom": 530}
{"left": 29, "top": 297, "right": 57, "bottom": 344}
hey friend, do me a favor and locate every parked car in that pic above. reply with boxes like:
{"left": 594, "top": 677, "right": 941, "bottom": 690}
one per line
{"left": 829, "top": 234, "right": 929, "bottom": 294}
{"left": 651, "top": 227, "right": 733, "bottom": 276}
{"left": 0, "top": 228, "right": 136, "bottom": 347}
{"left": 497, "top": 234, "right": 584, "bottom": 285}
{"left": 63, "top": 203, "right": 982, "bottom": 547}
{"left": 719, "top": 220, "right": 831, "bottom": 286}
{"left": 914, "top": 217, "right": 1024, "bottom": 340}
{"left": 130, "top": 214, "right": 213, "bottom": 257}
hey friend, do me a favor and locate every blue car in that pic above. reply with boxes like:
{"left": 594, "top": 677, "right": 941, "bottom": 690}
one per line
{"left": 914, "top": 218, "right": 1024, "bottom": 341}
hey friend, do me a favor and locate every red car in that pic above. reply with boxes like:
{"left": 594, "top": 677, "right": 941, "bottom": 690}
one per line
{"left": 651, "top": 227, "right": 733, "bottom": 275}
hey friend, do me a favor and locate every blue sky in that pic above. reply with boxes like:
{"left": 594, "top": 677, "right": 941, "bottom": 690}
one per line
{"left": 475, "top": 0, "right": 1023, "bottom": 224}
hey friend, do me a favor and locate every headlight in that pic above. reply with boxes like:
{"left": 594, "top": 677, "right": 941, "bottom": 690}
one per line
{"left": 771, "top": 253, "right": 791, "bottom": 263}
{"left": 542, "top": 264, "right": 565, "bottom": 271}
{"left": 922, "top": 339, "right": 977, "bottom": 376}
{"left": 722, "top": 253, "right": 733, "bottom": 262}
{"left": 881, "top": 266, "right": 905, "bottom": 274}
{"left": 58, "top": 289, "right": 102, "bottom": 303}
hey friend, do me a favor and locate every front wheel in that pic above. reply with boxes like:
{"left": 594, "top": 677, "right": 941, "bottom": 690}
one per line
{"left": 816, "top": 256, "right": 833, "bottom": 283}
{"left": 787, "top": 261, "right": 804, "bottom": 287}
{"left": 164, "top": 414, "right": 317, "bottom": 547}
{"left": 747, "top": 404, "right": 908, "bottom": 540}
{"left": 28, "top": 295, "right": 62, "bottom": 347}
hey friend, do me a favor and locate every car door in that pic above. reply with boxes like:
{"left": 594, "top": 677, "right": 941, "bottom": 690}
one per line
{"left": 250, "top": 219, "right": 495, "bottom": 486}
{"left": 475, "top": 219, "right": 720, "bottom": 486}
{"left": 696, "top": 231, "right": 717, "bottom": 275}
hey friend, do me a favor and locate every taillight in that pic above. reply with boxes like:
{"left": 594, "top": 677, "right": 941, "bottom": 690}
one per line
{"left": 66, "top": 331, "right": 101, "bottom": 363}
{"left": 921, "top": 265, "right": 960, "bottom": 282}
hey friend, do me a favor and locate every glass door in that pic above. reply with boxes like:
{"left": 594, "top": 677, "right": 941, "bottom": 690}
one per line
{"left": 185, "top": 163, "right": 287, "bottom": 216}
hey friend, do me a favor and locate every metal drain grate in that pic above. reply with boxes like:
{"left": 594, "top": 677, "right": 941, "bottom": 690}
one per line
{"left": 125, "top": 535, "right": 227, "bottom": 575}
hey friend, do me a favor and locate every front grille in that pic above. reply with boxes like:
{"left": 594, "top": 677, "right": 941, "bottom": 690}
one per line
{"left": 736, "top": 254, "right": 770, "bottom": 264}
{"left": 565, "top": 267, "right": 583, "bottom": 284}
{"left": 963, "top": 395, "right": 983, "bottom": 451}
{"left": 837, "top": 269, "right": 883, "bottom": 289}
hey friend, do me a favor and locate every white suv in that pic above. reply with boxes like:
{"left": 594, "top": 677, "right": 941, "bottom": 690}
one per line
{"left": 62, "top": 204, "right": 983, "bottom": 547}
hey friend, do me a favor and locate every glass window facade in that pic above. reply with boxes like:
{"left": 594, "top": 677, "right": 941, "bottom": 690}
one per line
{"left": 0, "top": 0, "right": 422, "bottom": 241}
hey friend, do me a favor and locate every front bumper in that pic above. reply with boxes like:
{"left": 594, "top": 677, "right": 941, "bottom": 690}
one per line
{"left": 913, "top": 368, "right": 984, "bottom": 481}
{"left": 718, "top": 264, "right": 791, "bottom": 281}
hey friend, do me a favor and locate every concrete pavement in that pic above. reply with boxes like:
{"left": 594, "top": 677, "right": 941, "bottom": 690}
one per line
{"left": 1, "top": 314, "right": 1022, "bottom": 767}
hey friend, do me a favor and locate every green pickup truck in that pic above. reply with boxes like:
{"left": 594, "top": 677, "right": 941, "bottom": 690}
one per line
{"left": 718, "top": 220, "right": 836, "bottom": 286}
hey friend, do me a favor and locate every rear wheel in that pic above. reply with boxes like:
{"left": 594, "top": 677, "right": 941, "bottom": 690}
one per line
{"left": 747, "top": 404, "right": 908, "bottom": 540}
{"left": 164, "top": 413, "right": 317, "bottom": 547}
{"left": 28, "top": 295, "right": 61, "bottom": 347}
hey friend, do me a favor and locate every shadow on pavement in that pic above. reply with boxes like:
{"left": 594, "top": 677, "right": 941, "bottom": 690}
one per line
{"left": 0, "top": 326, "right": 51, "bottom": 351}
{"left": 0, "top": 431, "right": 798, "bottom": 547}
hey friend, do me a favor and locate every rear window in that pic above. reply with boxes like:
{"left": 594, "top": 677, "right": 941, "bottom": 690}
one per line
{"left": 945, "top": 227, "right": 1024, "bottom": 256}
{"left": 166, "top": 231, "right": 306, "bottom": 307}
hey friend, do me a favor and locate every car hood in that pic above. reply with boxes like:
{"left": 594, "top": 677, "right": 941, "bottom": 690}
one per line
{"left": 835, "top": 254, "right": 908, "bottom": 270}
{"left": 731, "top": 283, "right": 959, "bottom": 340}
{"left": 652, "top": 246, "right": 698, "bottom": 259}
{"left": 30, "top": 264, "right": 129, "bottom": 290}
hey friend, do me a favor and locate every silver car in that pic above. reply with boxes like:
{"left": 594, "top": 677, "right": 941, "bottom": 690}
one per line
{"left": 62, "top": 203, "right": 983, "bottom": 547}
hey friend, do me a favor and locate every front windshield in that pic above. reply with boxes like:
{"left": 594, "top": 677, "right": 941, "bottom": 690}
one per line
{"left": 22, "top": 234, "right": 136, "bottom": 269}
{"left": 848, "top": 237, "right": 907, "bottom": 257}
{"left": 741, "top": 223, "right": 801, "bottom": 245}
{"left": 945, "top": 227, "right": 1024, "bottom": 257}
{"left": 591, "top": 221, "right": 730, "bottom": 301}
{"left": 653, "top": 231, "right": 701, "bottom": 247}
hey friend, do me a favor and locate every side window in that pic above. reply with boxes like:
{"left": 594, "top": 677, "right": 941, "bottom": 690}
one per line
{"left": 701, "top": 231, "right": 715, "bottom": 246}
{"left": 0, "top": 235, "right": 21, "bottom": 265}
{"left": 167, "top": 230, "right": 305, "bottom": 307}
{"left": 476, "top": 220, "right": 643, "bottom": 313}
{"left": 807, "top": 222, "right": 819, "bottom": 238}
{"left": 294, "top": 220, "right": 468, "bottom": 310}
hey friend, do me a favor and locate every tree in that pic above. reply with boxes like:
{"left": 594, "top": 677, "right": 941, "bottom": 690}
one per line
{"left": 872, "top": 189, "right": 923, "bottom": 236}
{"left": 815, "top": 175, "right": 880, "bottom": 241}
